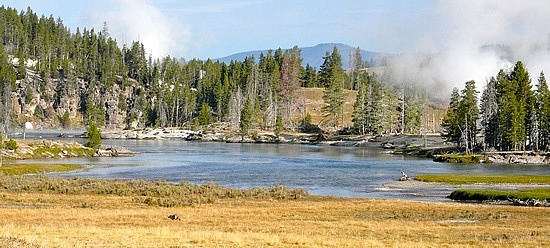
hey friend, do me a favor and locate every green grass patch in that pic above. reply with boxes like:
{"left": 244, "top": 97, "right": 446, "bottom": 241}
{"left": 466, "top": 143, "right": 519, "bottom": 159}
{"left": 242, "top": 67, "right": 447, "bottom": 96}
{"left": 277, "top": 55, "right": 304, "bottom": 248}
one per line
{"left": 30, "top": 146, "right": 96, "bottom": 159}
{"left": 449, "top": 188, "right": 550, "bottom": 201}
{"left": 433, "top": 154, "right": 486, "bottom": 163}
{"left": 393, "top": 145, "right": 422, "bottom": 154}
{"left": 0, "top": 164, "right": 83, "bottom": 175}
{"left": 415, "top": 174, "right": 550, "bottom": 185}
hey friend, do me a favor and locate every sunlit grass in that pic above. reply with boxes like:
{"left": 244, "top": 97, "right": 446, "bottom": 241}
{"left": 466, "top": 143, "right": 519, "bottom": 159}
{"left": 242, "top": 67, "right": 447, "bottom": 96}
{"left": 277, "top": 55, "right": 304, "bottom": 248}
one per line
{"left": 0, "top": 175, "right": 309, "bottom": 207}
{"left": 433, "top": 154, "right": 486, "bottom": 163}
{"left": 0, "top": 191, "right": 549, "bottom": 247}
{"left": 449, "top": 188, "right": 550, "bottom": 201}
{"left": 1, "top": 174, "right": 549, "bottom": 247}
{"left": 0, "top": 163, "right": 83, "bottom": 175}
{"left": 415, "top": 174, "right": 550, "bottom": 185}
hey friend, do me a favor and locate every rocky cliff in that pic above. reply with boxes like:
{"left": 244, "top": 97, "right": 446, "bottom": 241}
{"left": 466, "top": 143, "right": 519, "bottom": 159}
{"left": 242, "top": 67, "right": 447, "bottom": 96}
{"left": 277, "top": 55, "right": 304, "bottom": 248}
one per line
{"left": 9, "top": 63, "right": 143, "bottom": 130}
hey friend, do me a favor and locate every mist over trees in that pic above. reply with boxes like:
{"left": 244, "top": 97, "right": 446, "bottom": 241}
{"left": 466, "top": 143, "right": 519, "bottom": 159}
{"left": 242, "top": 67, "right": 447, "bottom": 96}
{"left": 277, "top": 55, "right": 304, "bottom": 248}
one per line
{"left": 0, "top": 5, "right": 439, "bottom": 138}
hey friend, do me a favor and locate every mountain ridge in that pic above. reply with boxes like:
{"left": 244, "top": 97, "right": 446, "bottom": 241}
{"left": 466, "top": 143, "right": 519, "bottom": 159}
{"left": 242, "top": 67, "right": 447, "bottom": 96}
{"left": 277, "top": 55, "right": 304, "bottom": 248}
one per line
{"left": 214, "top": 43, "right": 381, "bottom": 69}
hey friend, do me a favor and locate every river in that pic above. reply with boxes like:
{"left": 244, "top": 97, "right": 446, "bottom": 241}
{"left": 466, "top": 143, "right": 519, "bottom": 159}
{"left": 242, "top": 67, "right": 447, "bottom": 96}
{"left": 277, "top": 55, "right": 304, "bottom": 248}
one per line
{"left": 10, "top": 132, "right": 550, "bottom": 202}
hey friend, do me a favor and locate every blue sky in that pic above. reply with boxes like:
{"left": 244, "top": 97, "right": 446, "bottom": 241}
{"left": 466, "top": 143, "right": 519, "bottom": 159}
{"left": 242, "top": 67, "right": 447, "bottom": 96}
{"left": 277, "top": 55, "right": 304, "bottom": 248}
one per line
{"left": 2, "top": 0, "right": 434, "bottom": 59}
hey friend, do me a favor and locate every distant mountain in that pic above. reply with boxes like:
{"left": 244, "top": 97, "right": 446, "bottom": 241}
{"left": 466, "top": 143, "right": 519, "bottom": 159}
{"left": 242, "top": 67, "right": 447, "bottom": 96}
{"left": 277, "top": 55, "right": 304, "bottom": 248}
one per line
{"left": 215, "top": 43, "right": 381, "bottom": 69}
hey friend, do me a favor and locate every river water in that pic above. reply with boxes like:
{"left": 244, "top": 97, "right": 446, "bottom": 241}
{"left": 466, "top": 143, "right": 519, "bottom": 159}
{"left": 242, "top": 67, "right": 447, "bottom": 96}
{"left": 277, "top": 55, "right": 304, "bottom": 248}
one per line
{"left": 11, "top": 133, "right": 550, "bottom": 202}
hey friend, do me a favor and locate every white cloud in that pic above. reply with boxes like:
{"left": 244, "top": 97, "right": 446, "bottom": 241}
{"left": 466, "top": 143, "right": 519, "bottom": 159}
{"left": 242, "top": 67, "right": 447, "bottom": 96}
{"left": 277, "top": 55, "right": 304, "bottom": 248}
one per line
{"left": 85, "top": 0, "right": 192, "bottom": 58}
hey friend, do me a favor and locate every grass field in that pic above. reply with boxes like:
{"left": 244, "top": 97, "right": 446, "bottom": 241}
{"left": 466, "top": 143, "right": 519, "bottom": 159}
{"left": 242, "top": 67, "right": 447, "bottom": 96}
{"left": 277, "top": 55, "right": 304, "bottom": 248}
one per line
{"left": 1, "top": 192, "right": 549, "bottom": 247}
{"left": 294, "top": 87, "right": 358, "bottom": 127}
{"left": 0, "top": 175, "right": 549, "bottom": 247}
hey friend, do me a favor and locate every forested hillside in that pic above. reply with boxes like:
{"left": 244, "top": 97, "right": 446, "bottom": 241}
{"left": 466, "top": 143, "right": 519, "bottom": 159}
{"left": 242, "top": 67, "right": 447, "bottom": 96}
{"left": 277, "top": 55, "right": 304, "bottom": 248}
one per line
{"left": 0, "top": 6, "right": 442, "bottom": 136}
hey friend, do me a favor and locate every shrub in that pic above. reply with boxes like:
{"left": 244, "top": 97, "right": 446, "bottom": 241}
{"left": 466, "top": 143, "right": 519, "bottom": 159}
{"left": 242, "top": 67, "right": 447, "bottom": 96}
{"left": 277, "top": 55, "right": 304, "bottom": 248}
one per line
{"left": 58, "top": 111, "right": 71, "bottom": 129}
{"left": 4, "top": 139, "right": 18, "bottom": 150}
{"left": 299, "top": 113, "right": 322, "bottom": 133}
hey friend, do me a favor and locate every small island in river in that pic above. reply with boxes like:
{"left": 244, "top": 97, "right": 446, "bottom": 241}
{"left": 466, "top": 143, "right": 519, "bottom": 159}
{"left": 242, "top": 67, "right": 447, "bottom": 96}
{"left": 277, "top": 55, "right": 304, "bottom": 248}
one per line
{"left": 0, "top": 138, "right": 135, "bottom": 160}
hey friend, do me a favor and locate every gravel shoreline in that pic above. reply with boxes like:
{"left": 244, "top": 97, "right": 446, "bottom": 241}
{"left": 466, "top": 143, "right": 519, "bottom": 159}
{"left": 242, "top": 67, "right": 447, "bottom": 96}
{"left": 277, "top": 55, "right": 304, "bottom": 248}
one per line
{"left": 382, "top": 180, "right": 550, "bottom": 191}
{"left": 379, "top": 180, "right": 550, "bottom": 206}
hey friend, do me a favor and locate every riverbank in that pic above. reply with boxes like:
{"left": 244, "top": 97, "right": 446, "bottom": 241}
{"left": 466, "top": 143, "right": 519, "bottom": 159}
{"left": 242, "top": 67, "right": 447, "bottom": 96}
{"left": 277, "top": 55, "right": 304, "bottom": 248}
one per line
{"left": 0, "top": 163, "right": 83, "bottom": 175}
{"left": 383, "top": 178, "right": 550, "bottom": 207}
{"left": 99, "top": 127, "right": 450, "bottom": 148}
{"left": 0, "top": 139, "right": 95, "bottom": 160}
{"left": 0, "top": 175, "right": 549, "bottom": 247}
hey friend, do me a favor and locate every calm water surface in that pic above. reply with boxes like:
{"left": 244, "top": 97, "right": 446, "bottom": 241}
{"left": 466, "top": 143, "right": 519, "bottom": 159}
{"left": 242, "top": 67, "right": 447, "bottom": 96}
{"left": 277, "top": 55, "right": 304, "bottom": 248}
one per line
{"left": 12, "top": 134, "right": 550, "bottom": 201}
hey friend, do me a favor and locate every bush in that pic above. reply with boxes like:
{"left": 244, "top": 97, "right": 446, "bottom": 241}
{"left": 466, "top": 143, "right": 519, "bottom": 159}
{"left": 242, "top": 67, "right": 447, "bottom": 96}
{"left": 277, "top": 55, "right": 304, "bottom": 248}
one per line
{"left": 299, "top": 113, "right": 322, "bottom": 133}
{"left": 433, "top": 154, "right": 484, "bottom": 163}
{"left": 58, "top": 111, "right": 71, "bottom": 129}
{"left": 337, "top": 126, "right": 359, "bottom": 135}
{"left": 275, "top": 116, "right": 284, "bottom": 135}
{"left": 4, "top": 139, "right": 18, "bottom": 150}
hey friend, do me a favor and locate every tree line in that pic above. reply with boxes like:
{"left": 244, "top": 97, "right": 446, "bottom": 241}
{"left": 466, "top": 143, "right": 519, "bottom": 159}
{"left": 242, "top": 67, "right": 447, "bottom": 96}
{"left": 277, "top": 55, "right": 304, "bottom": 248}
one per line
{"left": 0, "top": 5, "right": 434, "bottom": 136}
{"left": 442, "top": 61, "right": 550, "bottom": 152}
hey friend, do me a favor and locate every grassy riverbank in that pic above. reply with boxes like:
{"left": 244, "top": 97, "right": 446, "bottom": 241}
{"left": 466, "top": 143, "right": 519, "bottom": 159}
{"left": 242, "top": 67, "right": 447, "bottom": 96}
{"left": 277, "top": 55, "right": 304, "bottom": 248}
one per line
{"left": 433, "top": 154, "right": 487, "bottom": 163}
{"left": 415, "top": 174, "right": 550, "bottom": 185}
{"left": 0, "top": 163, "right": 83, "bottom": 175}
{"left": 449, "top": 188, "right": 550, "bottom": 201}
{"left": 1, "top": 139, "right": 96, "bottom": 160}
{"left": 0, "top": 175, "right": 549, "bottom": 247}
{"left": 415, "top": 174, "right": 550, "bottom": 202}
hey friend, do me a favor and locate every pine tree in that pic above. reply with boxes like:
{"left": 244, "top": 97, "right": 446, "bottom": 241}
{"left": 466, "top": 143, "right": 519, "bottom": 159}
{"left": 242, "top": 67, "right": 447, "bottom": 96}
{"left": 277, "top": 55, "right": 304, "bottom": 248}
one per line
{"left": 460, "top": 80, "right": 479, "bottom": 151}
{"left": 352, "top": 72, "right": 370, "bottom": 134}
{"left": 496, "top": 69, "right": 518, "bottom": 151}
{"left": 85, "top": 122, "right": 101, "bottom": 148}
{"left": 535, "top": 71, "right": 550, "bottom": 150}
{"left": 321, "top": 46, "right": 345, "bottom": 127}
{"left": 348, "top": 47, "right": 363, "bottom": 90}
{"left": 0, "top": 42, "right": 16, "bottom": 137}
{"left": 511, "top": 61, "right": 532, "bottom": 151}
{"left": 301, "top": 64, "right": 318, "bottom": 87}
{"left": 442, "top": 88, "right": 461, "bottom": 145}
{"left": 501, "top": 61, "right": 532, "bottom": 151}
{"left": 240, "top": 98, "right": 253, "bottom": 135}
{"left": 480, "top": 77, "right": 499, "bottom": 150}
{"left": 403, "top": 89, "right": 425, "bottom": 134}
{"left": 197, "top": 104, "right": 212, "bottom": 126}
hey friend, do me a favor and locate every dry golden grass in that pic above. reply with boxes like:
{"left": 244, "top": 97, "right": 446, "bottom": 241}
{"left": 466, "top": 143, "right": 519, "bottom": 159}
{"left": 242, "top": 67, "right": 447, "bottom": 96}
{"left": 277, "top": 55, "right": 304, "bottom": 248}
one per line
{"left": 294, "top": 87, "right": 357, "bottom": 127}
{"left": 1, "top": 191, "right": 549, "bottom": 247}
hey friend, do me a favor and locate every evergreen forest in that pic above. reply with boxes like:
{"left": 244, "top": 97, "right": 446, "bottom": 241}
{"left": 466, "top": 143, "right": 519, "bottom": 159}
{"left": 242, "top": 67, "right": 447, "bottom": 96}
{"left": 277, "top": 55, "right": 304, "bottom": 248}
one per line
{"left": 442, "top": 61, "right": 550, "bottom": 152}
{"left": 0, "top": 6, "right": 441, "bottom": 138}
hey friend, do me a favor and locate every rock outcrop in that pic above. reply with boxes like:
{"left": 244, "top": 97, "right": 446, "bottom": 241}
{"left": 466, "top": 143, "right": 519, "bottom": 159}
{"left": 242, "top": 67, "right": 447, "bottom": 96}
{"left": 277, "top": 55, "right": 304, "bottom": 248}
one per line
{"left": 485, "top": 152, "right": 550, "bottom": 164}
{"left": 10, "top": 67, "right": 145, "bottom": 129}
{"left": 94, "top": 145, "right": 137, "bottom": 157}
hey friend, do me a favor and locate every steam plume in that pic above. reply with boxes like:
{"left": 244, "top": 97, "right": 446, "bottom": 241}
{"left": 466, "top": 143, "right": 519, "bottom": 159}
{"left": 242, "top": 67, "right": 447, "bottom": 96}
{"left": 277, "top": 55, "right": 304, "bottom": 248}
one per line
{"left": 383, "top": 0, "right": 550, "bottom": 96}
{"left": 86, "top": 0, "right": 192, "bottom": 58}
